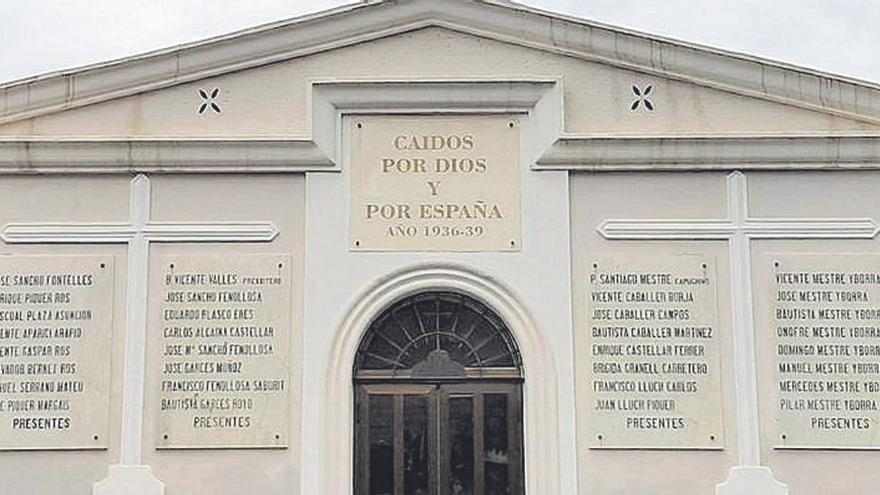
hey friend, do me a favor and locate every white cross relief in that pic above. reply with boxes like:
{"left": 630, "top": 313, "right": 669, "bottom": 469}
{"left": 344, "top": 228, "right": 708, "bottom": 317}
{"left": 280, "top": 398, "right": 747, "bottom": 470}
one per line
{"left": 0, "top": 174, "right": 278, "bottom": 466}
{"left": 597, "top": 171, "right": 880, "bottom": 467}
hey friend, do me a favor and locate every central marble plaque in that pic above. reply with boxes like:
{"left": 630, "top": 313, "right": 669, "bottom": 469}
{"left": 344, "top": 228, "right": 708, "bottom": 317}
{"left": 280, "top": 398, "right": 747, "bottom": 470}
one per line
{"left": 154, "top": 254, "right": 291, "bottom": 449}
{"left": 587, "top": 255, "right": 724, "bottom": 449}
{"left": 0, "top": 255, "right": 113, "bottom": 450}
{"left": 772, "top": 255, "right": 880, "bottom": 449}
{"left": 349, "top": 115, "right": 521, "bottom": 251}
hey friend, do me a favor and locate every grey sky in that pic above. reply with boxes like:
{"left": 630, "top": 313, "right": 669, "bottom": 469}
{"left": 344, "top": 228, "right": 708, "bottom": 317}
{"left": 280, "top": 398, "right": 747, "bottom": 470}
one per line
{"left": 0, "top": 0, "right": 878, "bottom": 86}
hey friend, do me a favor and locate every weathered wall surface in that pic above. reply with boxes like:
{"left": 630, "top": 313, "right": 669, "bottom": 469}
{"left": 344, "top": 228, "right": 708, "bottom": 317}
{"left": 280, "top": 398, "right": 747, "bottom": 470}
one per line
{"left": 0, "top": 175, "right": 305, "bottom": 495}
{"left": 0, "top": 176, "right": 129, "bottom": 495}
{"left": 573, "top": 170, "right": 880, "bottom": 494}
{"left": 142, "top": 175, "right": 305, "bottom": 495}
{"left": 571, "top": 172, "right": 738, "bottom": 495}
{"left": 749, "top": 171, "right": 880, "bottom": 495}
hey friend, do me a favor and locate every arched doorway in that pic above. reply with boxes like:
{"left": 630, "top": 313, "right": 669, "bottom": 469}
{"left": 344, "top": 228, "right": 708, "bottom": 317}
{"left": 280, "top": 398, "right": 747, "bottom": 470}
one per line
{"left": 353, "top": 291, "right": 525, "bottom": 495}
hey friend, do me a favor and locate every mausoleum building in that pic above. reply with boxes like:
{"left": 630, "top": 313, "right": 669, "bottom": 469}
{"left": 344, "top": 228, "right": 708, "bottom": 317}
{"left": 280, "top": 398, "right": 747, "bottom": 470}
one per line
{"left": 1, "top": 1, "right": 880, "bottom": 494}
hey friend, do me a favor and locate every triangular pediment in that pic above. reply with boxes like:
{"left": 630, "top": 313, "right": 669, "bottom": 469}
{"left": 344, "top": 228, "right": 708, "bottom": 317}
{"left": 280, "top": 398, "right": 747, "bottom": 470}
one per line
{"left": 1, "top": 0, "right": 879, "bottom": 136}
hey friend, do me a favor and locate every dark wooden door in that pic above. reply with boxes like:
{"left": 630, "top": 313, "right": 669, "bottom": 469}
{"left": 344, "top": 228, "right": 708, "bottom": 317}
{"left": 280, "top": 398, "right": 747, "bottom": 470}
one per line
{"left": 355, "top": 382, "right": 523, "bottom": 495}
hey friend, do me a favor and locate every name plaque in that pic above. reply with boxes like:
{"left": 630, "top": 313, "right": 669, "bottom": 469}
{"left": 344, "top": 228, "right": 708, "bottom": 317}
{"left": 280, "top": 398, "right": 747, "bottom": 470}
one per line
{"left": 155, "top": 255, "right": 291, "bottom": 449}
{"left": 587, "top": 255, "right": 724, "bottom": 449}
{"left": 0, "top": 255, "right": 113, "bottom": 450}
{"left": 349, "top": 115, "right": 521, "bottom": 252}
{"left": 772, "top": 255, "right": 880, "bottom": 449}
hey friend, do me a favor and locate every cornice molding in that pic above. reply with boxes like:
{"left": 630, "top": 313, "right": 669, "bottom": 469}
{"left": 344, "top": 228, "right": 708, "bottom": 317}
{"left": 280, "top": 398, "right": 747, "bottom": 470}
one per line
{"left": 1, "top": 0, "right": 879, "bottom": 126}
{"left": 536, "top": 134, "right": 880, "bottom": 171}
{"left": 7, "top": 132, "right": 880, "bottom": 175}
{"left": 0, "top": 139, "right": 331, "bottom": 174}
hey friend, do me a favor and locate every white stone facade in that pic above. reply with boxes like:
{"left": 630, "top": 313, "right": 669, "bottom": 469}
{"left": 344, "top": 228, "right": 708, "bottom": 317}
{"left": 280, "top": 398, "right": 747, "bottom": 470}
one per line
{"left": 1, "top": 1, "right": 880, "bottom": 494}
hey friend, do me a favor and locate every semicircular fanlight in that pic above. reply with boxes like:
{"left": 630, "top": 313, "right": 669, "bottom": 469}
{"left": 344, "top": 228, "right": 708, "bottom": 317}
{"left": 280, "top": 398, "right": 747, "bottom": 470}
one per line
{"left": 353, "top": 291, "right": 522, "bottom": 379}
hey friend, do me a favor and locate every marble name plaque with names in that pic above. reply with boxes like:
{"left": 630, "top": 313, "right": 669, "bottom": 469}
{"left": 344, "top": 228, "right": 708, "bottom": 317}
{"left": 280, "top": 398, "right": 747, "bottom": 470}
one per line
{"left": 587, "top": 255, "right": 724, "bottom": 449}
{"left": 154, "top": 254, "right": 292, "bottom": 449}
{"left": 0, "top": 255, "right": 113, "bottom": 450}
{"left": 772, "top": 255, "right": 880, "bottom": 449}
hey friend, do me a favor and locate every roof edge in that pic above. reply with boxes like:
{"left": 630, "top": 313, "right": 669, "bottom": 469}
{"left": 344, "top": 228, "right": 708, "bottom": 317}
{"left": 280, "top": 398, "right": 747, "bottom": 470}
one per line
{"left": 494, "top": 0, "right": 880, "bottom": 90}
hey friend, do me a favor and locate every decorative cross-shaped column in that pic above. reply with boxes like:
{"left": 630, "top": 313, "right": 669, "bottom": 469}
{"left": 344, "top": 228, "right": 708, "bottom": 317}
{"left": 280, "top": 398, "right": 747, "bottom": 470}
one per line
{"left": 598, "top": 171, "right": 879, "bottom": 468}
{"left": 1, "top": 174, "right": 278, "bottom": 467}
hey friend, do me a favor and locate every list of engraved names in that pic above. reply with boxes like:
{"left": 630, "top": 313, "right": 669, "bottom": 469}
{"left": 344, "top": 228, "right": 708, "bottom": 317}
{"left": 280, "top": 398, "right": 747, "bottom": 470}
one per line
{"left": 0, "top": 256, "right": 113, "bottom": 450}
{"left": 773, "top": 255, "right": 880, "bottom": 448}
{"left": 157, "top": 255, "right": 291, "bottom": 449}
{"left": 588, "top": 255, "right": 723, "bottom": 449}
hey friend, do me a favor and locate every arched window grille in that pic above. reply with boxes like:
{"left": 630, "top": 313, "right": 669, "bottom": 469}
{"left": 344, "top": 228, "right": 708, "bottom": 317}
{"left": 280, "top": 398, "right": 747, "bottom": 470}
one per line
{"left": 353, "top": 291, "right": 523, "bottom": 380}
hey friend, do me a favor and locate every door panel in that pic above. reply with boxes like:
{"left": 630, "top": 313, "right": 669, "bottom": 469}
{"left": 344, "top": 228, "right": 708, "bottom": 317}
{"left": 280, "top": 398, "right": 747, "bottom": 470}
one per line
{"left": 355, "top": 383, "right": 523, "bottom": 495}
{"left": 483, "top": 393, "right": 510, "bottom": 495}
{"left": 440, "top": 383, "right": 523, "bottom": 495}
{"left": 403, "top": 394, "right": 431, "bottom": 495}
{"left": 367, "top": 394, "right": 394, "bottom": 495}
{"left": 446, "top": 395, "right": 474, "bottom": 495}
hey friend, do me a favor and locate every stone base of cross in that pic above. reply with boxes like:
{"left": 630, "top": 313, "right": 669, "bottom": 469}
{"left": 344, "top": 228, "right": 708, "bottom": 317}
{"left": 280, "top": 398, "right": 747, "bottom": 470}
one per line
{"left": 598, "top": 171, "right": 879, "bottom": 494}
{"left": 716, "top": 467, "right": 788, "bottom": 495}
{"left": 1, "top": 174, "right": 278, "bottom": 495}
{"left": 92, "top": 465, "right": 165, "bottom": 495}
